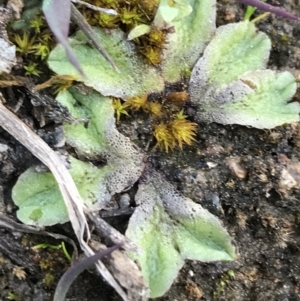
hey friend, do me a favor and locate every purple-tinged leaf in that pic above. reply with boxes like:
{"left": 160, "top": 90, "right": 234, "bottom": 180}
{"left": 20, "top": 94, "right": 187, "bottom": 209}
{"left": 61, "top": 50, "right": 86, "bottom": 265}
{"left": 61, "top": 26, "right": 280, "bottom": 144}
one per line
{"left": 43, "top": 0, "right": 84, "bottom": 75}
{"left": 238, "top": 0, "right": 300, "bottom": 21}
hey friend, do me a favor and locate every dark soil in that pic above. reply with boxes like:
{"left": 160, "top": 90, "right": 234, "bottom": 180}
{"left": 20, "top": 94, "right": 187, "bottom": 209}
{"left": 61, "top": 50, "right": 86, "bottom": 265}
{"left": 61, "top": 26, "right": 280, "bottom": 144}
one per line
{"left": 1, "top": 1, "right": 300, "bottom": 301}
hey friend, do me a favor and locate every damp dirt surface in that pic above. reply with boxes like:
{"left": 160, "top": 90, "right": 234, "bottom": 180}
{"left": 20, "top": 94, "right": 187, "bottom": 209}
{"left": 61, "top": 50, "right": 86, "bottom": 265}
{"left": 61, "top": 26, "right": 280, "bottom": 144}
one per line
{"left": 1, "top": 1, "right": 300, "bottom": 301}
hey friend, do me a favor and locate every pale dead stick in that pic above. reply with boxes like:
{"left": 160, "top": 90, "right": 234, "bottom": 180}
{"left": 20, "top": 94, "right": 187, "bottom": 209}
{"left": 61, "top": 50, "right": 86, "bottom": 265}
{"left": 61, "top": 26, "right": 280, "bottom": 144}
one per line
{"left": 71, "top": 0, "right": 117, "bottom": 15}
{"left": 71, "top": 3, "right": 120, "bottom": 72}
{"left": 0, "top": 93, "right": 89, "bottom": 245}
{"left": 0, "top": 93, "right": 129, "bottom": 301}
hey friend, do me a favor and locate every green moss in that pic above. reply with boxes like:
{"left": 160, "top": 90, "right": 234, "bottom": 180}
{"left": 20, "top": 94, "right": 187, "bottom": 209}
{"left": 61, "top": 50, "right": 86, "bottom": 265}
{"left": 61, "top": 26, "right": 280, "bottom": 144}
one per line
{"left": 43, "top": 273, "right": 56, "bottom": 287}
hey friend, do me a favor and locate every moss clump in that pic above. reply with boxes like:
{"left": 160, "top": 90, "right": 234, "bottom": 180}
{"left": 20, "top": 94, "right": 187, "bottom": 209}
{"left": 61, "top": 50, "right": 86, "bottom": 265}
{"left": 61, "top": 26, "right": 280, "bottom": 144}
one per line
{"left": 78, "top": 0, "right": 166, "bottom": 66}
{"left": 114, "top": 90, "right": 197, "bottom": 152}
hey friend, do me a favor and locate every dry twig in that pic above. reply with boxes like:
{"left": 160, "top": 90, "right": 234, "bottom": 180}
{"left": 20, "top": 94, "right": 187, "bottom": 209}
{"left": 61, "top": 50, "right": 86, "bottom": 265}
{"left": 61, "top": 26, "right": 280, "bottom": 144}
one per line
{"left": 71, "top": 3, "right": 119, "bottom": 72}
{"left": 71, "top": 0, "right": 117, "bottom": 15}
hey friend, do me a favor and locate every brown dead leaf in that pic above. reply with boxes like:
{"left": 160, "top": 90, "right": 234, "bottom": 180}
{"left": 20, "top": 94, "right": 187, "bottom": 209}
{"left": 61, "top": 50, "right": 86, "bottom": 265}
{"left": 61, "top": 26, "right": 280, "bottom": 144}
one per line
{"left": 13, "top": 266, "right": 26, "bottom": 280}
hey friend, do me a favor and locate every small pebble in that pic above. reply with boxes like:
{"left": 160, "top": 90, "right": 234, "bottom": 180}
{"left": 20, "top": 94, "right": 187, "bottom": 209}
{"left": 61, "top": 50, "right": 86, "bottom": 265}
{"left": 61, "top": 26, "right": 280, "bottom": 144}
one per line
{"left": 119, "top": 193, "right": 131, "bottom": 208}
{"left": 0, "top": 143, "right": 9, "bottom": 153}
{"left": 185, "top": 281, "right": 203, "bottom": 299}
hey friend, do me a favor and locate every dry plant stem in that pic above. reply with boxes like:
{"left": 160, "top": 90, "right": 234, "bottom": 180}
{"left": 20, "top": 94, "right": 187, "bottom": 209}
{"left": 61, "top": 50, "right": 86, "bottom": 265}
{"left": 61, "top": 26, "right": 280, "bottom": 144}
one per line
{"left": 99, "top": 207, "right": 135, "bottom": 218}
{"left": 0, "top": 94, "right": 129, "bottom": 301}
{"left": 71, "top": 0, "right": 117, "bottom": 15}
{"left": 0, "top": 212, "right": 78, "bottom": 260}
{"left": 71, "top": 3, "right": 120, "bottom": 72}
{"left": 251, "top": 12, "right": 270, "bottom": 23}
{"left": 88, "top": 212, "right": 141, "bottom": 254}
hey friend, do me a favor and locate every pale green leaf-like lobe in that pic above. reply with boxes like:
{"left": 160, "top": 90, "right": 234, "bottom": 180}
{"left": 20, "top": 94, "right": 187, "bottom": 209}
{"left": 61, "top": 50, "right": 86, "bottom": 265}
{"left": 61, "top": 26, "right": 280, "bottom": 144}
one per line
{"left": 12, "top": 157, "right": 112, "bottom": 226}
{"left": 189, "top": 21, "right": 271, "bottom": 98}
{"left": 154, "top": 0, "right": 193, "bottom": 28}
{"left": 194, "top": 70, "right": 300, "bottom": 129}
{"left": 128, "top": 25, "right": 151, "bottom": 40}
{"left": 160, "top": 0, "right": 216, "bottom": 83}
{"left": 12, "top": 88, "right": 145, "bottom": 226}
{"left": 56, "top": 88, "right": 145, "bottom": 194}
{"left": 48, "top": 28, "right": 164, "bottom": 99}
{"left": 205, "top": 21, "right": 271, "bottom": 85}
{"left": 126, "top": 171, "right": 235, "bottom": 298}
{"left": 188, "top": 21, "right": 298, "bottom": 129}
{"left": 55, "top": 89, "right": 113, "bottom": 157}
